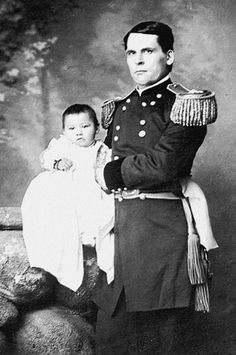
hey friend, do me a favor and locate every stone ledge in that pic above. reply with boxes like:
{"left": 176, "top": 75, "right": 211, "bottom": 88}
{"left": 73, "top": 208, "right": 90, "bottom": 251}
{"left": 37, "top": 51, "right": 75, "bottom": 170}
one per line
{"left": 0, "top": 209, "right": 99, "bottom": 310}
{"left": 0, "top": 207, "right": 22, "bottom": 230}
{"left": 0, "top": 209, "right": 97, "bottom": 353}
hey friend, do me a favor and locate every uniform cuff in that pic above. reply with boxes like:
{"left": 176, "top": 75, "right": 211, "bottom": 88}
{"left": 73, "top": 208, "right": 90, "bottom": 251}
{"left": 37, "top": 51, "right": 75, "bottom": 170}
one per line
{"left": 104, "top": 158, "right": 126, "bottom": 191}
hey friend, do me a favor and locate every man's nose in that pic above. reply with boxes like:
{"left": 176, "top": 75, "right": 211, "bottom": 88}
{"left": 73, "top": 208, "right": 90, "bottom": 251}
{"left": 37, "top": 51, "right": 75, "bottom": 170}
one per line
{"left": 135, "top": 52, "right": 144, "bottom": 65}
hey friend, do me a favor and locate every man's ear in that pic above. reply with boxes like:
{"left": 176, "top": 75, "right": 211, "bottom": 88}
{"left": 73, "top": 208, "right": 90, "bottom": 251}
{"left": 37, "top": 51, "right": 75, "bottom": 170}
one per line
{"left": 166, "top": 50, "right": 174, "bottom": 65}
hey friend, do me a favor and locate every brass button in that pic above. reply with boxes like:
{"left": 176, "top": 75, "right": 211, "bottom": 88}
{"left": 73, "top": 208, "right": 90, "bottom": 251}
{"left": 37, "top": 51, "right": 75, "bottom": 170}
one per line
{"left": 114, "top": 155, "right": 119, "bottom": 160}
{"left": 116, "top": 125, "right": 120, "bottom": 131}
{"left": 141, "top": 102, "right": 147, "bottom": 107}
{"left": 114, "top": 136, "right": 119, "bottom": 141}
{"left": 140, "top": 120, "right": 146, "bottom": 126}
{"left": 150, "top": 101, "right": 156, "bottom": 106}
{"left": 156, "top": 93, "right": 162, "bottom": 99}
{"left": 122, "top": 106, "right": 126, "bottom": 111}
{"left": 126, "top": 98, "right": 131, "bottom": 103}
{"left": 138, "top": 130, "right": 146, "bottom": 138}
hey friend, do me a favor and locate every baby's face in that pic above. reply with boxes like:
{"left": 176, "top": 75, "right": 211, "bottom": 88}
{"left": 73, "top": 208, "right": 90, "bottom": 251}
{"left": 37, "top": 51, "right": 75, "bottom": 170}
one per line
{"left": 64, "top": 112, "right": 97, "bottom": 147}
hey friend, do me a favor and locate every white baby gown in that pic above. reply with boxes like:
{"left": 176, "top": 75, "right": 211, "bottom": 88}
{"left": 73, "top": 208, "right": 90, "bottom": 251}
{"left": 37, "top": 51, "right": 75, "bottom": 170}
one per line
{"left": 21, "top": 137, "right": 114, "bottom": 291}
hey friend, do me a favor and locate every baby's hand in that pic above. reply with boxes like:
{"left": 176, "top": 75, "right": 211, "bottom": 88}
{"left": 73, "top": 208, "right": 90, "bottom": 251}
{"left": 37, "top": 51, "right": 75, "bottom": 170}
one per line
{"left": 57, "top": 158, "right": 73, "bottom": 171}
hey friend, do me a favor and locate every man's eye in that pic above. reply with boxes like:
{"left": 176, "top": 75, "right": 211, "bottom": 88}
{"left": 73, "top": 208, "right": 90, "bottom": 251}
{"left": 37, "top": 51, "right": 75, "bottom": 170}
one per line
{"left": 126, "top": 51, "right": 135, "bottom": 56}
{"left": 144, "top": 49, "right": 153, "bottom": 54}
{"left": 69, "top": 127, "right": 74, "bottom": 130}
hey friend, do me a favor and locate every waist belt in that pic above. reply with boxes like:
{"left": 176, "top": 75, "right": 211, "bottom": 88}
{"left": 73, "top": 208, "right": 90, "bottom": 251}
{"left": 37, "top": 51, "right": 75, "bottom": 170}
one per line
{"left": 113, "top": 189, "right": 180, "bottom": 201}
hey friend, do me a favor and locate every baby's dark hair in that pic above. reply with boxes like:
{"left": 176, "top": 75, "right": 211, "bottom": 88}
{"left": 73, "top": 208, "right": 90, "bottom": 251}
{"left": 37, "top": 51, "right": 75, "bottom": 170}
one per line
{"left": 62, "top": 104, "right": 99, "bottom": 129}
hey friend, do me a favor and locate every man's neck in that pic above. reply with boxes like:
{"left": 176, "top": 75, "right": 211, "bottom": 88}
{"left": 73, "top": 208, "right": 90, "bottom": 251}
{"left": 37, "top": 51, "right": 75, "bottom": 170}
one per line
{"left": 136, "top": 74, "right": 170, "bottom": 95}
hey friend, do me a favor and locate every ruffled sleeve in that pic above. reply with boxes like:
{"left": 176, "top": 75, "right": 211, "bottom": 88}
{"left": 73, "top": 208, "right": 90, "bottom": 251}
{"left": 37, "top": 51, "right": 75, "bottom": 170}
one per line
{"left": 39, "top": 137, "right": 66, "bottom": 170}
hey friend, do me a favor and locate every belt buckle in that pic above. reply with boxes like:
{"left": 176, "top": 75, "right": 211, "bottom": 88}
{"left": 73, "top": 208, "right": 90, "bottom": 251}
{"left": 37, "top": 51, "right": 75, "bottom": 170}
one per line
{"left": 114, "top": 188, "right": 140, "bottom": 201}
{"left": 122, "top": 189, "right": 140, "bottom": 198}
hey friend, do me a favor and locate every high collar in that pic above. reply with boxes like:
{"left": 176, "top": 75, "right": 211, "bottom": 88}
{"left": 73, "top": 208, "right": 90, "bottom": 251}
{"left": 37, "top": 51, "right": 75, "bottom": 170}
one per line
{"left": 135, "top": 75, "right": 170, "bottom": 96}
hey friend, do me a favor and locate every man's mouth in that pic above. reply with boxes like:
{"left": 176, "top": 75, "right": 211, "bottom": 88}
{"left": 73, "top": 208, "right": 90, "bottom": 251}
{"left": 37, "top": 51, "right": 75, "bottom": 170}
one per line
{"left": 135, "top": 70, "right": 147, "bottom": 75}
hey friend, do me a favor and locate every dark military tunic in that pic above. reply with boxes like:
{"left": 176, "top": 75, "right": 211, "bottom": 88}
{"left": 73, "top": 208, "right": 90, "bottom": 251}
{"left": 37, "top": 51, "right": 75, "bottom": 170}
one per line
{"left": 93, "top": 79, "right": 207, "bottom": 315}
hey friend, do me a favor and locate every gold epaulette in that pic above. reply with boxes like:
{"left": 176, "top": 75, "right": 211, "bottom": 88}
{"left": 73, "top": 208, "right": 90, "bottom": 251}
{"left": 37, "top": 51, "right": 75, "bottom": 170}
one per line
{"left": 168, "top": 83, "right": 217, "bottom": 126}
{"left": 101, "top": 99, "right": 116, "bottom": 129}
{"left": 101, "top": 92, "right": 132, "bottom": 129}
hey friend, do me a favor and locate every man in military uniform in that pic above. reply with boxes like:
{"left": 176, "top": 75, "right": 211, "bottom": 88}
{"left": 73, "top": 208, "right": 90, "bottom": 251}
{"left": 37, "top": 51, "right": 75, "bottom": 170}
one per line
{"left": 93, "top": 21, "right": 208, "bottom": 354}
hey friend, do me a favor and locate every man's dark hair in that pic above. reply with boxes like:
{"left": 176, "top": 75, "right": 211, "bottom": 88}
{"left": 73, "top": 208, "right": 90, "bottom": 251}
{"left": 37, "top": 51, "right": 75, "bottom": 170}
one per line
{"left": 62, "top": 104, "right": 99, "bottom": 130}
{"left": 123, "top": 21, "right": 174, "bottom": 53}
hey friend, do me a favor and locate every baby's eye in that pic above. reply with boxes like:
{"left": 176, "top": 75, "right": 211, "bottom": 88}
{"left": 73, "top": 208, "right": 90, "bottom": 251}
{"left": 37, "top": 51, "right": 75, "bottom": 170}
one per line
{"left": 82, "top": 124, "right": 90, "bottom": 128}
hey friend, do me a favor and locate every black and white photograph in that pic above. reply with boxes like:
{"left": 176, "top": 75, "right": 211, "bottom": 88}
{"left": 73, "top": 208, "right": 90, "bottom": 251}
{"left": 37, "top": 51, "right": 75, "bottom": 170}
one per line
{"left": 0, "top": 0, "right": 235, "bottom": 354}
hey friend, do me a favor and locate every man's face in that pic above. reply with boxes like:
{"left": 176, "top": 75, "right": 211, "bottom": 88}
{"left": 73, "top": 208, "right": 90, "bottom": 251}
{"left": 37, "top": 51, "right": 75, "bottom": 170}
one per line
{"left": 126, "top": 33, "right": 174, "bottom": 89}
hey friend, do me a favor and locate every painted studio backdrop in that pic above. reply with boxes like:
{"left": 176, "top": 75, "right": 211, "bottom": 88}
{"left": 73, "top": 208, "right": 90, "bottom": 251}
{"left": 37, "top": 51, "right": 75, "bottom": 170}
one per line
{"left": 0, "top": 0, "right": 235, "bottom": 352}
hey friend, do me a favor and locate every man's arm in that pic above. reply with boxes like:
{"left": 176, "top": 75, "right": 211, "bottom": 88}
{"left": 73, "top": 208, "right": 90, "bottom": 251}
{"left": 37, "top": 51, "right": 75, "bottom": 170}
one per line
{"left": 104, "top": 123, "right": 207, "bottom": 191}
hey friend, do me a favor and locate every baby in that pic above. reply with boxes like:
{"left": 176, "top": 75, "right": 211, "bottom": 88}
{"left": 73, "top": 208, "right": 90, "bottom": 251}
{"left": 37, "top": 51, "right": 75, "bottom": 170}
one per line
{"left": 22, "top": 104, "right": 114, "bottom": 291}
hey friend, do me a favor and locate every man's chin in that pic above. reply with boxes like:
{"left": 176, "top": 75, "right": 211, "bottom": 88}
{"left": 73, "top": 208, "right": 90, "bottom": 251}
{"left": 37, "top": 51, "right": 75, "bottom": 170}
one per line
{"left": 133, "top": 77, "right": 154, "bottom": 89}
{"left": 133, "top": 75, "right": 148, "bottom": 85}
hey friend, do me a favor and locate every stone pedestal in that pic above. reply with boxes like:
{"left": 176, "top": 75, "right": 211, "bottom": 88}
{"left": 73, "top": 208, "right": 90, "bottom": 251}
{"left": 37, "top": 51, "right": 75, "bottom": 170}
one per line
{"left": 0, "top": 207, "right": 98, "bottom": 354}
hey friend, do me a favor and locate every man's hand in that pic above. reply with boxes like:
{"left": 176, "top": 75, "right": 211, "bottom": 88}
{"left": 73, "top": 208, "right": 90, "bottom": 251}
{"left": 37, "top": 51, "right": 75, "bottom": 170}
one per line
{"left": 57, "top": 158, "right": 73, "bottom": 171}
{"left": 94, "top": 145, "right": 111, "bottom": 191}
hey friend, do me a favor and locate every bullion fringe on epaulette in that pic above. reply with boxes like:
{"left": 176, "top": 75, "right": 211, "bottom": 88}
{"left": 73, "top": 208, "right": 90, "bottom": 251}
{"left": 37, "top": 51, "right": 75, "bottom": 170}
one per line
{"left": 167, "top": 83, "right": 217, "bottom": 126}
{"left": 170, "top": 95, "right": 217, "bottom": 126}
{"left": 101, "top": 100, "right": 116, "bottom": 129}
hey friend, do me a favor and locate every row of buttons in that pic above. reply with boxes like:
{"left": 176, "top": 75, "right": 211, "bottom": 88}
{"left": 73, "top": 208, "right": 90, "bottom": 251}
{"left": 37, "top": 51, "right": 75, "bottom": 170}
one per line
{"left": 126, "top": 93, "right": 162, "bottom": 103}
{"left": 116, "top": 119, "right": 146, "bottom": 131}
{"left": 114, "top": 129, "right": 146, "bottom": 142}
{"left": 115, "top": 121, "right": 146, "bottom": 132}
{"left": 113, "top": 93, "right": 162, "bottom": 157}
{"left": 122, "top": 93, "right": 162, "bottom": 111}
{"left": 114, "top": 116, "right": 147, "bottom": 142}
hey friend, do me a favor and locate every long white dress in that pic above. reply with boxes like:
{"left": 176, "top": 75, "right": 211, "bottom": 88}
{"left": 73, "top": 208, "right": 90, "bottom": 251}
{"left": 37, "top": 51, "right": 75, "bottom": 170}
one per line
{"left": 21, "top": 136, "right": 114, "bottom": 291}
